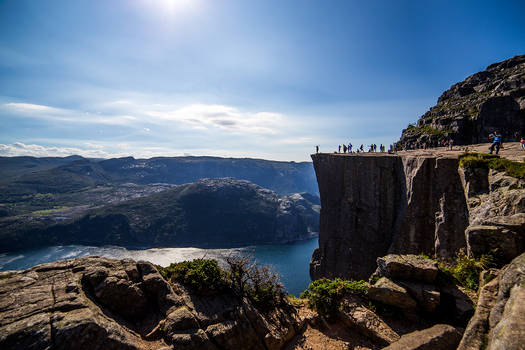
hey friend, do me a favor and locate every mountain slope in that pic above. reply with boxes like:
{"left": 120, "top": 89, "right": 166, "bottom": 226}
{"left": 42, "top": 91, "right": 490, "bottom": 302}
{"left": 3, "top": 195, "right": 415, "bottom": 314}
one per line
{"left": 0, "top": 178, "right": 320, "bottom": 252}
{"left": 0, "top": 155, "right": 318, "bottom": 196}
{"left": 398, "top": 54, "right": 525, "bottom": 148}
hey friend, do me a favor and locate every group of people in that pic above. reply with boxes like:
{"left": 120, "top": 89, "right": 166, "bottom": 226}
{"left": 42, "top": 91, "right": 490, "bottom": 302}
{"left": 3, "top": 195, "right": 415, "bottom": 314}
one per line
{"left": 314, "top": 130, "right": 525, "bottom": 156}
{"left": 315, "top": 143, "right": 395, "bottom": 154}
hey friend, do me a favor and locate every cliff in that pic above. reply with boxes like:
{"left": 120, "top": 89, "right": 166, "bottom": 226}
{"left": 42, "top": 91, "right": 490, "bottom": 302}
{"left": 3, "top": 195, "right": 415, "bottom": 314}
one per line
{"left": 398, "top": 54, "right": 525, "bottom": 148}
{"left": 310, "top": 153, "right": 524, "bottom": 281}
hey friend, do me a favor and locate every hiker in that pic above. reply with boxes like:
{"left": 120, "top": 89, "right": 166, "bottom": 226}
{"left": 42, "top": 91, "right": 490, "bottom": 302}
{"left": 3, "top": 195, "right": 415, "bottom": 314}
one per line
{"left": 360, "top": 144, "right": 364, "bottom": 152}
{"left": 489, "top": 131, "right": 503, "bottom": 155}
{"left": 338, "top": 145, "right": 341, "bottom": 153}
{"left": 348, "top": 143, "right": 352, "bottom": 152}
{"left": 521, "top": 137, "right": 525, "bottom": 151}
{"left": 315, "top": 145, "right": 319, "bottom": 154}
{"left": 449, "top": 139, "right": 454, "bottom": 151}
{"left": 343, "top": 144, "right": 347, "bottom": 153}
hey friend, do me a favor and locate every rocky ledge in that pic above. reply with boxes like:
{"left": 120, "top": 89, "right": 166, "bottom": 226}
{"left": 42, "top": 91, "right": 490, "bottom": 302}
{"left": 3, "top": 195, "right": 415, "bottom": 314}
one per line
{"left": 310, "top": 153, "right": 525, "bottom": 281}
{"left": 0, "top": 256, "right": 302, "bottom": 350}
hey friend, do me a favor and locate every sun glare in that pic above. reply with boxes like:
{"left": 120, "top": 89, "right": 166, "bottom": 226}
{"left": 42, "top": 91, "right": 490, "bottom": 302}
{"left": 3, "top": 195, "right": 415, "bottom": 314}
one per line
{"left": 151, "top": 0, "right": 198, "bottom": 14}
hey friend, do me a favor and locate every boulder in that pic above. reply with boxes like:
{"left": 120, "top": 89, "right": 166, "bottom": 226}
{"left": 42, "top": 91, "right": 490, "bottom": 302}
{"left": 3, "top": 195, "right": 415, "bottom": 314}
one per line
{"left": 466, "top": 225, "right": 523, "bottom": 263}
{"left": 337, "top": 295, "right": 400, "bottom": 346}
{"left": 457, "top": 276, "right": 500, "bottom": 350}
{"left": 383, "top": 324, "right": 463, "bottom": 350}
{"left": 367, "top": 277, "right": 417, "bottom": 310}
{"left": 399, "top": 281, "right": 441, "bottom": 313}
{"left": 375, "top": 255, "right": 439, "bottom": 284}
{"left": 439, "top": 285, "right": 475, "bottom": 324}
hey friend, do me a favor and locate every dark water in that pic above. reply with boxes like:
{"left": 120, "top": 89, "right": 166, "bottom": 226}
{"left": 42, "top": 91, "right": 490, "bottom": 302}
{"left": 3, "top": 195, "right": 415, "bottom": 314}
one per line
{"left": 0, "top": 238, "right": 318, "bottom": 296}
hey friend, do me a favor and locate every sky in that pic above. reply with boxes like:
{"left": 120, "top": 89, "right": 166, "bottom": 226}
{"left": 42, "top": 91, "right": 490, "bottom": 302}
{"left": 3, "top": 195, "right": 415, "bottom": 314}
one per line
{"left": 0, "top": 0, "right": 524, "bottom": 161}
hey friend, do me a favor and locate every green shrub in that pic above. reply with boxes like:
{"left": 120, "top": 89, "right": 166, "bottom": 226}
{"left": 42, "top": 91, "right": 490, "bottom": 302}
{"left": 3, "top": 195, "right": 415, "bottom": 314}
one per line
{"left": 157, "top": 259, "right": 227, "bottom": 293}
{"left": 458, "top": 153, "right": 525, "bottom": 179}
{"left": 444, "top": 251, "right": 492, "bottom": 291}
{"left": 300, "top": 278, "right": 368, "bottom": 316}
{"left": 157, "top": 256, "right": 286, "bottom": 308}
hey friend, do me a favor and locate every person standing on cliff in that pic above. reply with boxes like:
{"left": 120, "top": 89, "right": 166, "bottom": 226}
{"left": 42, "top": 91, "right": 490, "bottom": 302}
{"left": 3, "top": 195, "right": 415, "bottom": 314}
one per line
{"left": 489, "top": 131, "right": 503, "bottom": 154}
{"left": 520, "top": 137, "right": 525, "bottom": 151}
{"left": 348, "top": 143, "right": 352, "bottom": 153}
{"left": 316, "top": 145, "right": 319, "bottom": 153}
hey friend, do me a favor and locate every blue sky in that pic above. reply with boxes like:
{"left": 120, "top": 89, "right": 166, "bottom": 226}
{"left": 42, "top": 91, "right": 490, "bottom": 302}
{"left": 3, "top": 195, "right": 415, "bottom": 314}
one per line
{"left": 1, "top": 0, "right": 524, "bottom": 161}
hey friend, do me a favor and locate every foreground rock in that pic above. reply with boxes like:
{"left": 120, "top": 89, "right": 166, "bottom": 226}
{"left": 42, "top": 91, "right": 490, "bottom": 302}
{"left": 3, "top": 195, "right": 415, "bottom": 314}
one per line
{"left": 0, "top": 257, "right": 301, "bottom": 350}
{"left": 374, "top": 255, "right": 439, "bottom": 283}
{"left": 337, "top": 295, "right": 400, "bottom": 346}
{"left": 367, "top": 278, "right": 417, "bottom": 310}
{"left": 367, "top": 254, "right": 473, "bottom": 323}
{"left": 383, "top": 324, "right": 462, "bottom": 350}
{"left": 458, "top": 252, "right": 525, "bottom": 350}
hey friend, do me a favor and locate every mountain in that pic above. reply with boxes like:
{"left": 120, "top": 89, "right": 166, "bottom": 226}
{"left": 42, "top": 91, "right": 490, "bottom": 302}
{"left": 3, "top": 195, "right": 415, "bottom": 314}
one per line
{"left": 0, "top": 155, "right": 318, "bottom": 198}
{"left": 0, "top": 155, "right": 85, "bottom": 184}
{"left": 398, "top": 54, "right": 525, "bottom": 148}
{"left": 0, "top": 178, "right": 320, "bottom": 252}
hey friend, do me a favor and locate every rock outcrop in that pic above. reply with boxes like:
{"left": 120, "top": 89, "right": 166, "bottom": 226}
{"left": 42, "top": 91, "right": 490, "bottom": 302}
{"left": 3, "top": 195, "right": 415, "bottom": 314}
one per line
{"left": 368, "top": 254, "right": 473, "bottom": 323}
{"left": 310, "top": 152, "right": 524, "bottom": 281}
{"left": 398, "top": 54, "right": 525, "bottom": 148}
{"left": 460, "top": 167, "right": 525, "bottom": 264}
{"left": 0, "top": 257, "right": 301, "bottom": 350}
{"left": 310, "top": 154, "right": 470, "bottom": 281}
{"left": 383, "top": 324, "right": 463, "bottom": 350}
{"left": 458, "top": 252, "right": 525, "bottom": 350}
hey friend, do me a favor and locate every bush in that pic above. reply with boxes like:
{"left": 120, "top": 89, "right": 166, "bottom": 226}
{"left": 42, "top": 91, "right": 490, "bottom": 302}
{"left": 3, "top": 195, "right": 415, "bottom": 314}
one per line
{"left": 300, "top": 278, "right": 368, "bottom": 316}
{"left": 442, "top": 250, "right": 492, "bottom": 291}
{"left": 458, "top": 153, "right": 525, "bottom": 179}
{"left": 156, "top": 259, "right": 227, "bottom": 293}
{"left": 225, "top": 254, "right": 286, "bottom": 309}
{"left": 157, "top": 255, "right": 287, "bottom": 308}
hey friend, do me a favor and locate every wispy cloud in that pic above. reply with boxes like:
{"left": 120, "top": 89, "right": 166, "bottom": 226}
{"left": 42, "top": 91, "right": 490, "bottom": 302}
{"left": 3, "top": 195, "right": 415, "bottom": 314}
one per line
{"left": 2, "top": 102, "right": 139, "bottom": 126}
{"left": 3, "top": 101, "right": 285, "bottom": 135}
{"left": 144, "top": 104, "right": 283, "bottom": 134}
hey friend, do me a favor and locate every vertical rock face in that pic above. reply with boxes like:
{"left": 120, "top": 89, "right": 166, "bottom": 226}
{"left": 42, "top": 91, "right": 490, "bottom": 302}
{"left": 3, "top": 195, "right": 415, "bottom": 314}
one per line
{"left": 310, "top": 154, "right": 469, "bottom": 281}
{"left": 310, "top": 154, "right": 406, "bottom": 280}
{"left": 395, "top": 156, "right": 468, "bottom": 258}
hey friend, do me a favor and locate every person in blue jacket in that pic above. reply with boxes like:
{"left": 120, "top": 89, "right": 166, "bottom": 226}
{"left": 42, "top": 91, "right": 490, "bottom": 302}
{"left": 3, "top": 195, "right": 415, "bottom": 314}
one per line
{"left": 489, "top": 131, "right": 503, "bottom": 154}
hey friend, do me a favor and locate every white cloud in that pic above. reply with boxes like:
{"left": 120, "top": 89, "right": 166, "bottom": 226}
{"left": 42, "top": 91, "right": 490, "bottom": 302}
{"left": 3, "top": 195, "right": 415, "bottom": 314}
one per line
{"left": 2, "top": 102, "right": 139, "bottom": 126}
{"left": 4, "top": 102, "right": 63, "bottom": 113}
{"left": 144, "top": 104, "right": 283, "bottom": 134}
{"left": 0, "top": 142, "right": 119, "bottom": 158}
{"left": 2, "top": 101, "right": 286, "bottom": 135}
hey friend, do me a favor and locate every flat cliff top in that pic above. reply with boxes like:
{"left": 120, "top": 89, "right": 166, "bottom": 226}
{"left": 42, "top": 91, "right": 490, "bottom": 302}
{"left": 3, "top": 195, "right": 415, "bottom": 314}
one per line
{"left": 313, "top": 142, "right": 525, "bottom": 162}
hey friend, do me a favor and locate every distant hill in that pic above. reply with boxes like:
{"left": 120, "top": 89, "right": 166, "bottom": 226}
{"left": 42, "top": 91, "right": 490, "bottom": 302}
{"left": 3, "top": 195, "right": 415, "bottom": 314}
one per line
{"left": 398, "top": 54, "right": 525, "bottom": 148}
{"left": 0, "top": 178, "right": 320, "bottom": 252}
{"left": 0, "top": 155, "right": 84, "bottom": 183}
{"left": 0, "top": 155, "right": 318, "bottom": 198}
